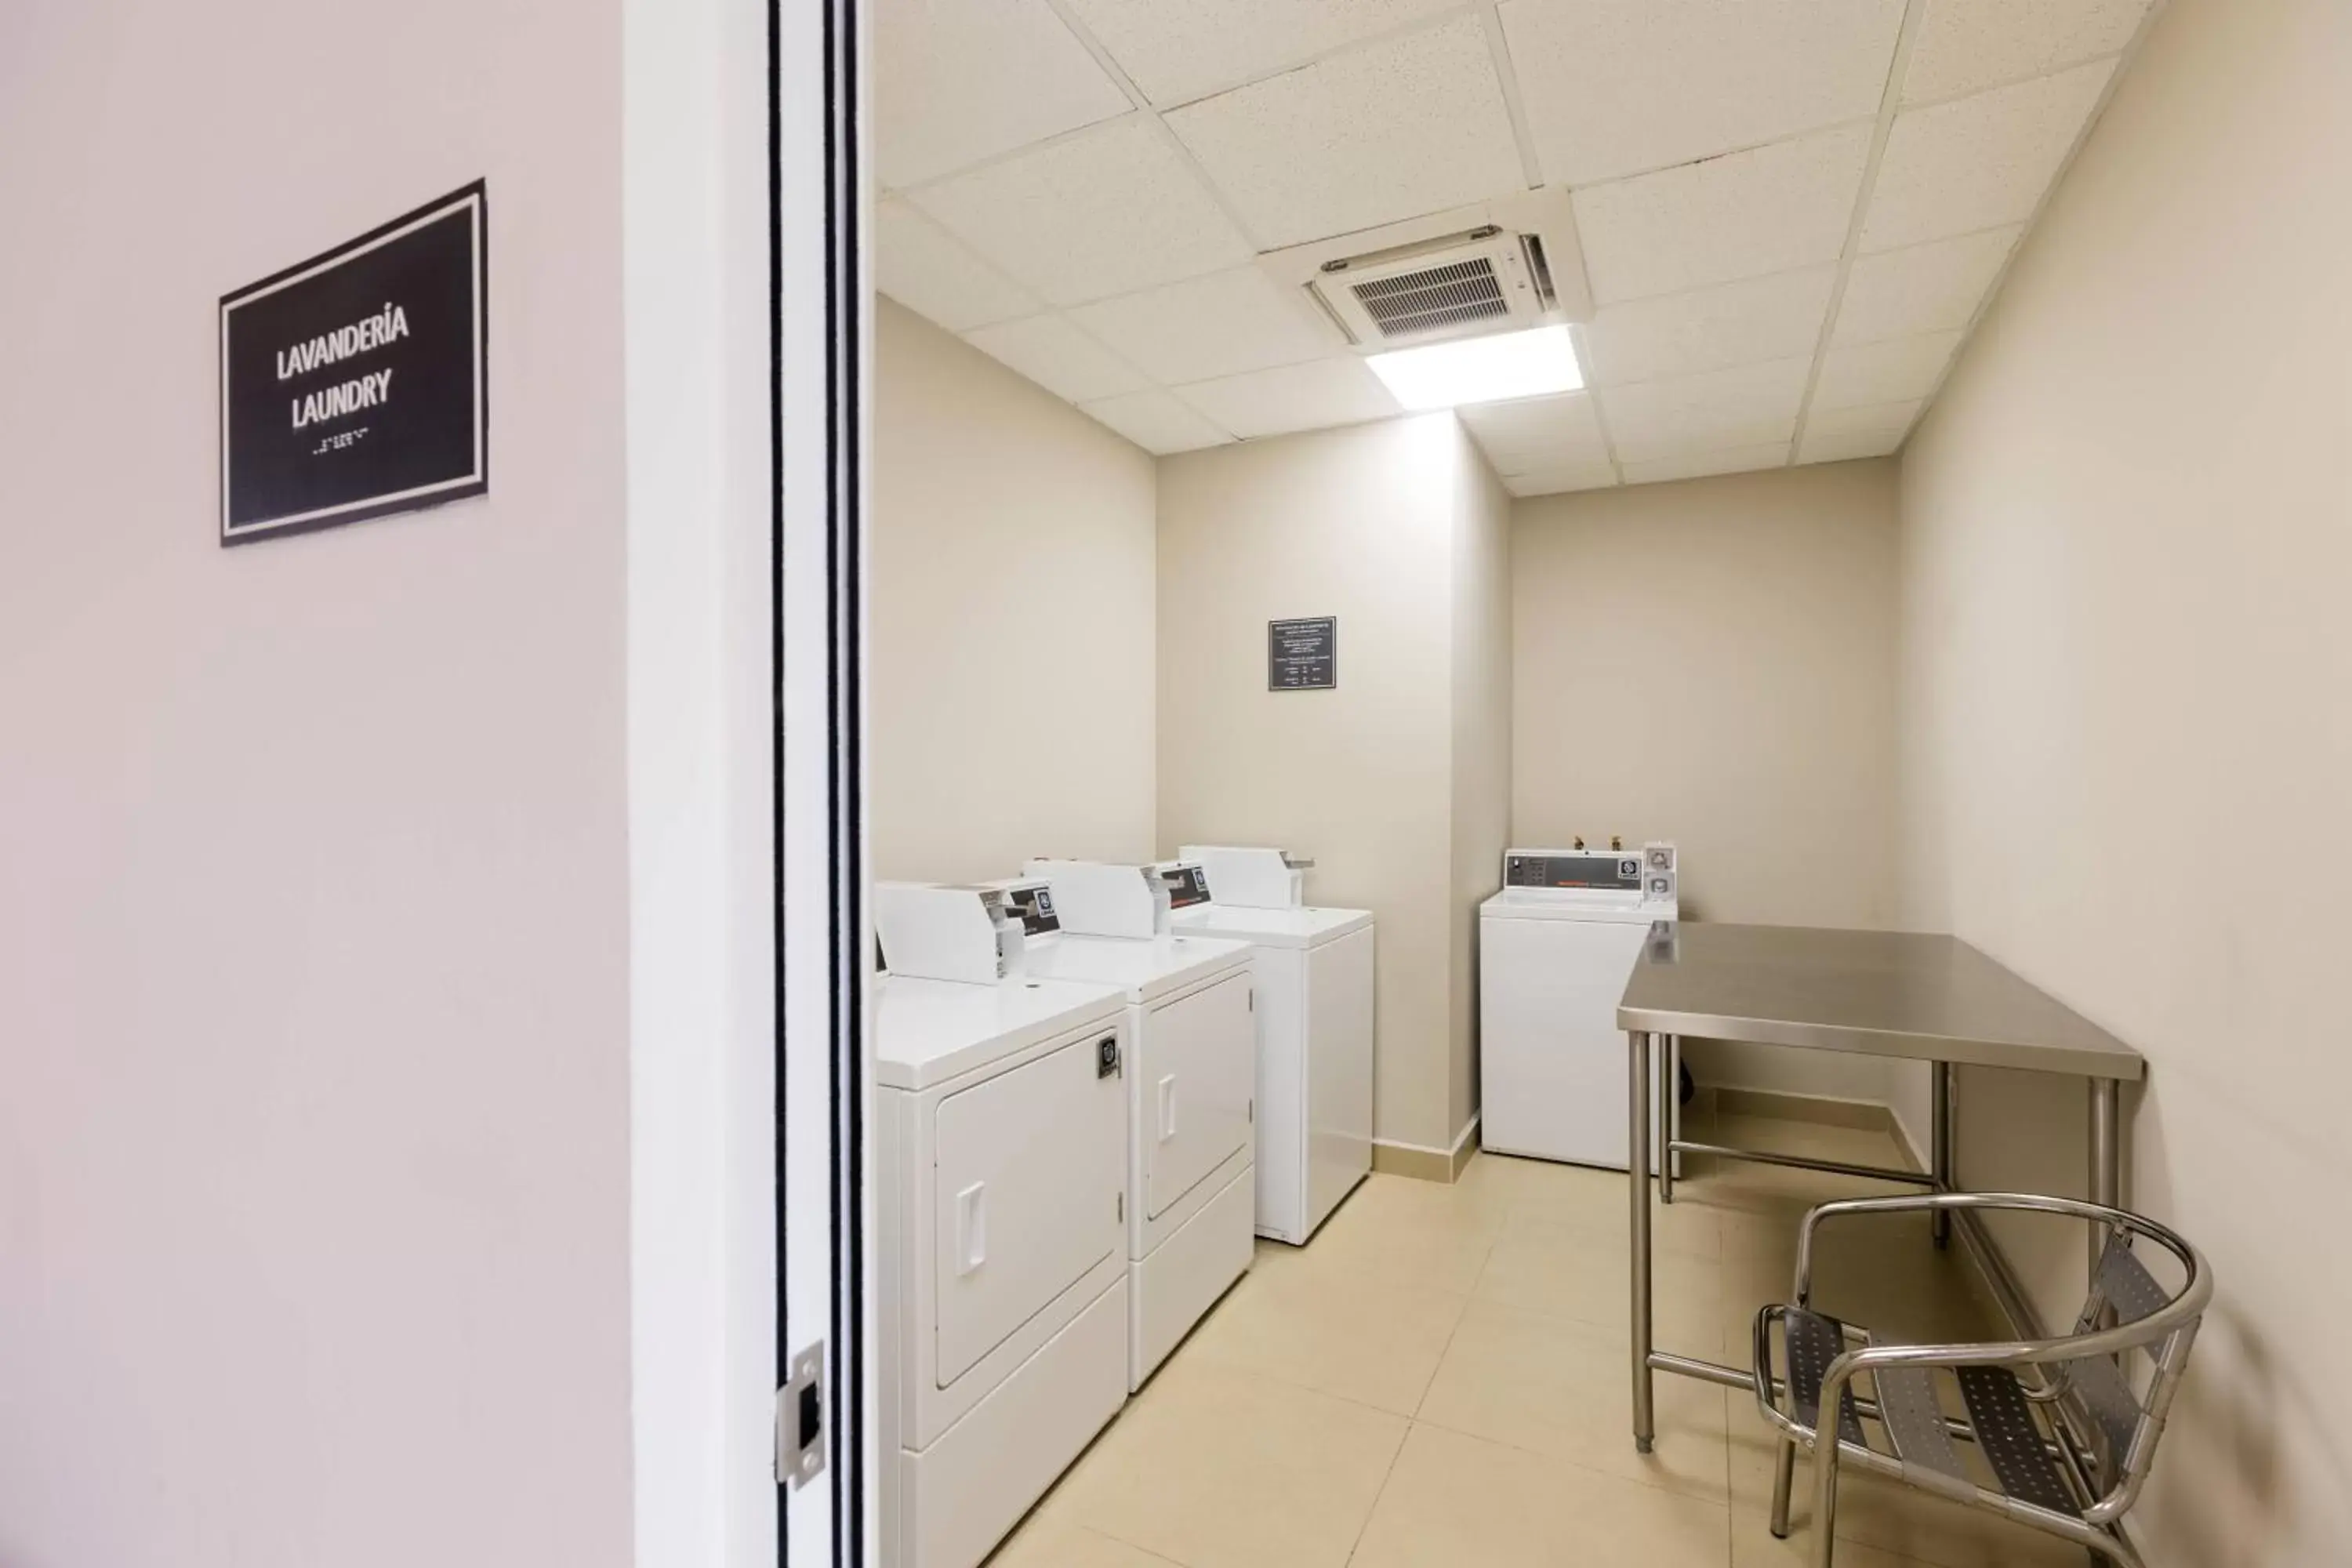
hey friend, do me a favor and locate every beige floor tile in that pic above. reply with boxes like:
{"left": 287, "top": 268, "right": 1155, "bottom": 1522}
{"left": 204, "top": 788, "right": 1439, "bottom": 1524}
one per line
{"left": 1006, "top": 1111, "right": 2065, "bottom": 1568}
{"left": 1476, "top": 1209, "right": 1726, "bottom": 1350}
{"left": 1416, "top": 1298, "right": 1731, "bottom": 1503}
{"left": 1042, "top": 1359, "right": 1407, "bottom": 1568}
{"left": 1682, "top": 1118, "right": 1922, "bottom": 1211}
{"left": 986, "top": 1517, "right": 1185, "bottom": 1567}
{"left": 1350, "top": 1423, "right": 1731, "bottom": 1568}
{"left": 1719, "top": 1232, "right": 1998, "bottom": 1356}
{"left": 1179, "top": 1252, "right": 1469, "bottom": 1414}
{"left": 1725, "top": 1399, "right": 2085, "bottom": 1568}
{"left": 1726, "top": 1508, "right": 1936, "bottom": 1568}
{"left": 1278, "top": 1172, "right": 1504, "bottom": 1295}
{"left": 1462, "top": 1150, "right": 1726, "bottom": 1260}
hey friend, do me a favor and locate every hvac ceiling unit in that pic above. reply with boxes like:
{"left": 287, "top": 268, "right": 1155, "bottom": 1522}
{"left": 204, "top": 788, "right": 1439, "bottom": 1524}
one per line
{"left": 1312, "top": 227, "right": 1552, "bottom": 348}
{"left": 1260, "top": 188, "right": 1595, "bottom": 354}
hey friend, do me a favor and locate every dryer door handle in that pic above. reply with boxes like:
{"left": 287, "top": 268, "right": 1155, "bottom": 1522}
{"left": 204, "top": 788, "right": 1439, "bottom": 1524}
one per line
{"left": 1156, "top": 1075, "right": 1178, "bottom": 1142}
{"left": 954, "top": 1181, "right": 986, "bottom": 1276}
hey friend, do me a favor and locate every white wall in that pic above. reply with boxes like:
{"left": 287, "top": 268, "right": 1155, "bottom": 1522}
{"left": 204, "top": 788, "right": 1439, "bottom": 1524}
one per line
{"left": 622, "top": 0, "right": 775, "bottom": 1559}
{"left": 1448, "top": 423, "right": 1513, "bottom": 1138}
{"left": 869, "top": 299, "right": 1158, "bottom": 884}
{"left": 1512, "top": 462, "right": 1906, "bottom": 1113}
{"left": 1896, "top": 0, "right": 2352, "bottom": 1559}
{"left": 0, "top": 2, "right": 637, "bottom": 1566}
{"left": 1156, "top": 414, "right": 1498, "bottom": 1157}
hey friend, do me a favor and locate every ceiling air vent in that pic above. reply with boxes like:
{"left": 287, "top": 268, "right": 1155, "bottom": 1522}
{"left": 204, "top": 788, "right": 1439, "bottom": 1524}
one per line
{"left": 1310, "top": 226, "right": 1555, "bottom": 349}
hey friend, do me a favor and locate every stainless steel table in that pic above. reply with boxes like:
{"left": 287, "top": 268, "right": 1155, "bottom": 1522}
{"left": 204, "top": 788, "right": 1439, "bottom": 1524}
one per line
{"left": 1617, "top": 923, "right": 2146, "bottom": 1452}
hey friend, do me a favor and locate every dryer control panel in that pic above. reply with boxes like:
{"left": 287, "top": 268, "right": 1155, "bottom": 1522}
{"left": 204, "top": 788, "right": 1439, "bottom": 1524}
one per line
{"left": 995, "top": 879, "right": 1062, "bottom": 936}
{"left": 1154, "top": 861, "right": 1212, "bottom": 910}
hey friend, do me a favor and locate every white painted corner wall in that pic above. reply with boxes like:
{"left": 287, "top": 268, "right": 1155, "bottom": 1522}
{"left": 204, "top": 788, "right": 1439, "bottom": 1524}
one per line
{"left": 1509, "top": 460, "right": 1911, "bottom": 1132}
{"left": 622, "top": 0, "right": 777, "bottom": 1561}
{"left": 1896, "top": 0, "right": 2352, "bottom": 1560}
{"left": 1156, "top": 413, "right": 1504, "bottom": 1154}
{"left": 869, "top": 299, "right": 1159, "bottom": 885}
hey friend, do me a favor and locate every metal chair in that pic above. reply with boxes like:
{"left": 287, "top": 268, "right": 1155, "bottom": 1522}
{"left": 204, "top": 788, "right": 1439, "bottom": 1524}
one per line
{"left": 1750, "top": 1193, "right": 2211, "bottom": 1568}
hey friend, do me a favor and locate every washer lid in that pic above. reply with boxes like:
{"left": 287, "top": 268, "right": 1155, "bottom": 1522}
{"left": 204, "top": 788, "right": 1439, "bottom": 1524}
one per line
{"left": 874, "top": 974, "right": 1126, "bottom": 1091}
{"left": 1171, "top": 904, "right": 1373, "bottom": 949}
{"left": 1479, "top": 889, "right": 1678, "bottom": 924}
{"left": 1021, "top": 931, "right": 1253, "bottom": 1002}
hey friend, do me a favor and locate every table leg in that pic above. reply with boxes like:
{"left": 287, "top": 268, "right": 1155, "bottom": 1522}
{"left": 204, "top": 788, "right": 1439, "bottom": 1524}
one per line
{"left": 1630, "top": 1029, "right": 1654, "bottom": 1453}
{"left": 1931, "top": 1062, "right": 1955, "bottom": 1248}
{"left": 1659, "top": 1034, "right": 1679, "bottom": 1204}
{"left": 2089, "top": 1077, "right": 2121, "bottom": 1275}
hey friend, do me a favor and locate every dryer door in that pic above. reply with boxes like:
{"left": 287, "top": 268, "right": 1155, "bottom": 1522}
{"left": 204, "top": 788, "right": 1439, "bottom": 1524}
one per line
{"left": 1138, "top": 970, "right": 1256, "bottom": 1220}
{"left": 931, "top": 1028, "right": 1124, "bottom": 1388}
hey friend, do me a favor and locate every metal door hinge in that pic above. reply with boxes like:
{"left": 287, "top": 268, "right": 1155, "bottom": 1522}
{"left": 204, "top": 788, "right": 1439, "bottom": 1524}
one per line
{"left": 1248, "top": 1098, "right": 1254, "bottom": 1124}
{"left": 777, "top": 1341, "right": 826, "bottom": 1489}
{"left": 1116, "top": 1190, "right": 1124, "bottom": 1222}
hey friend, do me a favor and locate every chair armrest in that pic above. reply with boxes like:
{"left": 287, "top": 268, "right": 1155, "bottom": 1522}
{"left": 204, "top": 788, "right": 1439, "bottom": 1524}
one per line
{"left": 1792, "top": 1192, "right": 2164, "bottom": 1305}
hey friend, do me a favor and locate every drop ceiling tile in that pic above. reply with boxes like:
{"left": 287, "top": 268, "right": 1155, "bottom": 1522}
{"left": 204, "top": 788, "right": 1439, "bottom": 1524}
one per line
{"left": 1799, "top": 427, "right": 1907, "bottom": 463}
{"left": 1457, "top": 392, "right": 1609, "bottom": 473}
{"left": 1163, "top": 16, "right": 1525, "bottom": 250}
{"left": 1806, "top": 398, "right": 1922, "bottom": 437}
{"left": 1174, "top": 357, "right": 1402, "bottom": 439}
{"left": 1584, "top": 267, "right": 1837, "bottom": 387}
{"left": 1860, "top": 60, "right": 2114, "bottom": 252}
{"left": 1504, "top": 463, "right": 1620, "bottom": 498}
{"left": 1831, "top": 226, "right": 2019, "bottom": 345}
{"left": 910, "top": 118, "right": 1257, "bottom": 307}
{"left": 875, "top": 199, "right": 1040, "bottom": 332}
{"left": 1069, "top": 267, "right": 1341, "bottom": 385}
{"left": 1903, "top": 0, "right": 2153, "bottom": 105}
{"left": 1813, "top": 331, "right": 1962, "bottom": 410}
{"left": 1062, "top": 0, "right": 1461, "bottom": 107}
{"left": 1080, "top": 389, "right": 1236, "bottom": 454}
{"left": 1573, "top": 125, "right": 1871, "bottom": 305}
{"left": 1622, "top": 444, "right": 1793, "bottom": 485}
{"left": 964, "top": 314, "right": 1149, "bottom": 404}
{"left": 1596, "top": 357, "right": 1811, "bottom": 463}
{"left": 874, "top": 0, "right": 1132, "bottom": 187}
{"left": 1498, "top": 0, "right": 1904, "bottom": 186}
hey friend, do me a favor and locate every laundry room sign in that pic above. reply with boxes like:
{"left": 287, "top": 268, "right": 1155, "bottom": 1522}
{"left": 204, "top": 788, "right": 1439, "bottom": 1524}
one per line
{"left": 1267, "top": 616, "right": 1338, "bottom": 691}
{"left": 218, "top": 181, "right": 488, "bottom": 546}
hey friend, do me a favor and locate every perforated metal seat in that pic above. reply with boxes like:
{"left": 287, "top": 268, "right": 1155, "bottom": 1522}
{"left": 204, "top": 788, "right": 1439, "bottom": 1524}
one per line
{"left": 1751, "top": 1195, "right": 2211, "bottom": 1568}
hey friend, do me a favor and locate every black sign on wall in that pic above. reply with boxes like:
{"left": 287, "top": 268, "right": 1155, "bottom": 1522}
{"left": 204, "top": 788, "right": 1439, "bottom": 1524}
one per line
{"left": 1268, "top": 616, "right": 1338, "bottom": 691}
{"left": 219, "top": 182, "right": 488, "bottom": 546}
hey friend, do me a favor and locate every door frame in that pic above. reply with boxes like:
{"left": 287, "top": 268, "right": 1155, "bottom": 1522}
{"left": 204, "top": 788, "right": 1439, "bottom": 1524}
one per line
{"left": 775, "top": 0, "right": 871, "bottom": 1557}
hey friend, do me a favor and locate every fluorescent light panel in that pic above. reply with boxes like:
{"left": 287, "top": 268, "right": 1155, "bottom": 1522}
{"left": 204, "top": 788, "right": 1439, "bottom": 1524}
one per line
{"left": 1367, "top": 325, "right": 1584, "bottom": 410}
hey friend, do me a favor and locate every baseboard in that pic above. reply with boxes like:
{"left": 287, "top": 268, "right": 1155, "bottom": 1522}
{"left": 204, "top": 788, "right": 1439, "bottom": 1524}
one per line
{"left": 1372, "top": 1113, "right": 1479, "bottom": 1184}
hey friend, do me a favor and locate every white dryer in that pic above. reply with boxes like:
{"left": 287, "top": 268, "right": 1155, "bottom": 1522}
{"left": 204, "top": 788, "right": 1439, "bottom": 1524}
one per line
{"left": 1174, "top": 845, "right": 1374, "bottom": 1245}
{"left": 1479, "top": 844, "right": 1679, "bottom": 1170}
{"left": 1022, "top": 860, "right": 1258, "bottom": 1388}
{"left": 874, "top": 973, "right": 1133, "bottom": 1568}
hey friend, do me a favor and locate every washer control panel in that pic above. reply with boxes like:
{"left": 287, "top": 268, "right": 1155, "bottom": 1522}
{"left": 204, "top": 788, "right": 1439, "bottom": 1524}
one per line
{"left": 1504, "top": 851, "right": 1643, "bottom": 891}
{"left": 1503, "top": 841, "right": 1678, "bottom": 906}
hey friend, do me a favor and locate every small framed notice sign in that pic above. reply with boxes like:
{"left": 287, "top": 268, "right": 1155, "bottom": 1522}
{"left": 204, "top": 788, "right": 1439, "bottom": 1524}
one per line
{"left": 1268, "top": 616, "right": 1338, "bottom": 691}
{"left": 219, "top": 181, "right": 488, "bottom": 546}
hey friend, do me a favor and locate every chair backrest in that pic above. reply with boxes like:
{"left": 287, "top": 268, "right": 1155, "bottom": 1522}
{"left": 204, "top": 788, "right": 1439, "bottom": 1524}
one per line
{"left": 2065, "top": 1232, "right": 2205, "bottom": 1501}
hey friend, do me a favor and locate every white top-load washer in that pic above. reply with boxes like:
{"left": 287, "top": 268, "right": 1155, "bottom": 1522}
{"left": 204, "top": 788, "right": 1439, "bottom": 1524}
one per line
{"left": 1018, "top": 859, "right": 1256, "bottom": 1388}
{"left": 1479, "top": 844, "right": 1679, "bottom": 1170}
{"left": 871, "top": 945, "right": 1134, "bottom": 1568}
{"left": 1171, "top": 845, "right": 1374, "bottom": 1245}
